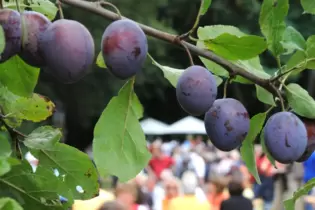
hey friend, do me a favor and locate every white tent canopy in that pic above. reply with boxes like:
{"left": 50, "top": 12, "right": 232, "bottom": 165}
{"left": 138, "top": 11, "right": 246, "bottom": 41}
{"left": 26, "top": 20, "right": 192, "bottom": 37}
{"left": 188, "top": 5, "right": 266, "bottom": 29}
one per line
{"left": 140, "top": 118, "right": 169, "bottom": 135}
{"left": 165, "top": 116, "right": 207, "bottom": 134}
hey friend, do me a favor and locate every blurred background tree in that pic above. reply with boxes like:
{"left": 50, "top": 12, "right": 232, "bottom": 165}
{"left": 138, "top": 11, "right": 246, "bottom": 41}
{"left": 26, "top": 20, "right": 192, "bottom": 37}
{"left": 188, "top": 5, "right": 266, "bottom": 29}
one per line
{"left": 25, "top": 0, "right": 315, "bottom": 151}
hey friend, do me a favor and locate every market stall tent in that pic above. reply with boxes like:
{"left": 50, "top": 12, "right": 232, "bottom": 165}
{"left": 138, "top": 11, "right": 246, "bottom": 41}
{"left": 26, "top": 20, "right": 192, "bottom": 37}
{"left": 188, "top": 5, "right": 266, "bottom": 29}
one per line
{"left": 165, "top": 116, "right": 207, "bottom": 134}
{"left": 140, "top": 118, "right": 169, "bottom": 135}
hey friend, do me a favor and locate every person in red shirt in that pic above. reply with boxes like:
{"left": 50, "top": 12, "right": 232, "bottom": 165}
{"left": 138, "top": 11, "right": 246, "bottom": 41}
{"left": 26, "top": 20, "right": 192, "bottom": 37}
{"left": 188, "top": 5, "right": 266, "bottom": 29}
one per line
{"left": 148, "top": 142, "right": 175, "bottom": 180}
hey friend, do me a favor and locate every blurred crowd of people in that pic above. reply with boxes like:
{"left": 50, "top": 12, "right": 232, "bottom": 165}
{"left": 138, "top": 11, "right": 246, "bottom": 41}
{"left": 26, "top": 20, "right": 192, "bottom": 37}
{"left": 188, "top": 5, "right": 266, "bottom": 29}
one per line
{"left": 72, "top": 135, "right": 315, "bottom": 210}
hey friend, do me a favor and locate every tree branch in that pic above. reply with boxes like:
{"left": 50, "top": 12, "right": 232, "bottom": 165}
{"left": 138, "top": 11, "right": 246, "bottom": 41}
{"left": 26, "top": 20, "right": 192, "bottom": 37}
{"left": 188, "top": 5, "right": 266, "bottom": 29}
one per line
{"left": 59, "top": 0, "right": 276, "bottom": 95}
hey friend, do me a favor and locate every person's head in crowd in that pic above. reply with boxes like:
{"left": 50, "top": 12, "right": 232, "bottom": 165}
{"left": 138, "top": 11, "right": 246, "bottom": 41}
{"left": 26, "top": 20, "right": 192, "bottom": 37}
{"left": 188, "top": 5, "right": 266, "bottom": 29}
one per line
{"left": 151, "top": 141, "right": 163, "bottom": 158}
{"left": 186, "top": 134, "right": 193, "bottom": 141}
{"left": 181, "top": 171, "right": 198, "bottom": 195}
{"left": 128, "top": 172, "right": 149, "bottom": 205}
{"left": 99, "top": 201, "right": 126, "bottom": 210}
{"left": 208, "top": 177, "right": 227, "bottom": 195}
{"left": 227, "top": 179, "right": 244, "bottom": 196}
{"left": 195, "top": 135, "right": 203, "bottom": 144}
{"left": 114, "top": 183, "right": 138, "bottom": 208}
{"left": 164, "top": 177, "right": 180, "bottom": 199}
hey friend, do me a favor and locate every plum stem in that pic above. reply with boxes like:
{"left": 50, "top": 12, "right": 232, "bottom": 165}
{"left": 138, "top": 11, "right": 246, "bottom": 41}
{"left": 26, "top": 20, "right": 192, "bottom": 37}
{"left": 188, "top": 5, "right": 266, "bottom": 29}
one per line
{"left": 176, "top": 0, "right": 205, "bottom": 42}
{"left": 58, "top": 0, "right": 283, "bottom": 97}
{"left": 223, "top": 78, "right": 231, "bottom": 98}
{"left": 179, "top": 40, "right": 194, "bottom": 66}
{"left": 99, "top": 1, "right": 122, "bottom": 19}
{"left": 0, "top": 0, "right": 3, "bottom": 9}
{"left": 14, "top": 0, "right": 20, "bottom": 12}
{"left": 270, "top": 83, "right": 285, "bottom": 111}
{"left": 57, "top": 0, "right": 64, "bottom": 19}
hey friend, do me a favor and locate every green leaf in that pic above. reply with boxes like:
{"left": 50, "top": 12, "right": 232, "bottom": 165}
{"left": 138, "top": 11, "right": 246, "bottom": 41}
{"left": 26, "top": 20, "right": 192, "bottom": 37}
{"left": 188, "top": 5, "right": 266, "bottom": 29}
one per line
{"left": 93, "top": 79, "right": 151, "bottom": 182}
{"left": 0, "top": 56, "right": 39, "bottom": 97}
{"left": 24, "top": 126, "right": 61, "bottom": 150}
{"left": 13, "top": 94, "right": 56, "bottom": 122}
{"left": 285, "top": 83, "right": 315, "bottom": 119}
{"left": 0, "top": 26, "right": 5, "bottom": 54}
{"left": 0, "top": 197, "right": 23, "bottom": 210}
{"left": 32, "top": 143, "right": 99, "bottom": 200}
{"left": 3, "top": 0, "right": 58, "bottom": 20}
{"left": 284, "top": 178, "right": 315, "bottom": 210}
{"left": 149, "top": 55, "right": 223, "bottom": 87}
{"left": 0, "top": 86, "right": 55, "bottom": 127}
{"left": 197, "top": 25, "right": 244, "bottom": 40}
{"left": 200, "top": 0, "right": 212, "bottom": 15}
{"left": 96, "top": 51, "right": 106, "bottom": 68}
{"left": 0, "top": 131, "right": 11, "bottom": 158}
{"left": 281, "top": 26, "right": 306, "bottom": 55}
{"left": 260, "top": 128, "right": 276, "bottom": 167}
{"left": 301, "top": 0, "right": 315, "bottom": 15}
{"left": 204, "top": 34, "right": 267, "bottom": 60}
{"left": 259, "top": 0, "right": 289, "bottom": 56}
{"left": 133, "top": 94, "right": 144, "bottom": 120}
{"left": 255, "top": 85, "right": 276, "bottom": 106}
{"left": 196, "top": 25, "right": 271, "bottom": 83}
{"left": 285, "top": 36, "right": 315, "bottom": 74}
{"left": 306, "top": 35, "right": 315, "bottom": 59}
{"left": 0, "top": 161, "right": 65, "bottom": 210}
{"left": 0, "top": 159, "right": 10, "bottom": 176}
{"left": 240, "top": 112, "right": 268, "bottom": 184}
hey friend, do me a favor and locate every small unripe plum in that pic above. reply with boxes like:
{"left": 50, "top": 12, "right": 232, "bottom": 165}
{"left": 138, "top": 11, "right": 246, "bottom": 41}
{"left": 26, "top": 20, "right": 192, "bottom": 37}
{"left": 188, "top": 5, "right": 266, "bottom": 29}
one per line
{"left": 296, "top": 118, "right": 315, "bottom": 162}
{"left": 0, "top": 9, "right": 21, "bottom": 63}
{"left": 39, "top": 19, "right": 95, "bottom": 83}
{"left": 19, "top": 11, "right": 51, "bottom": 67}
{"left": 264, "top": 112, "right": 307, "bottom": 164}
{"left": 101, "top": 19, "right": 148, "bottom": 79}
{"left": 204, "top": 98, "right": 250, "bottom": 151}
{"left": 176, "top": 65, "right": 217, "bottom": 116}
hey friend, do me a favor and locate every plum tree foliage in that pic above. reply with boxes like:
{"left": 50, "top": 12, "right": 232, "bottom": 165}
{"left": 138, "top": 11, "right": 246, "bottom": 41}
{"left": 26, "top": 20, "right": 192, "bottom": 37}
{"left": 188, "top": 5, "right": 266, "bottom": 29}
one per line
{"left": 0, "top": 0, "right": 315, "bottom": 209}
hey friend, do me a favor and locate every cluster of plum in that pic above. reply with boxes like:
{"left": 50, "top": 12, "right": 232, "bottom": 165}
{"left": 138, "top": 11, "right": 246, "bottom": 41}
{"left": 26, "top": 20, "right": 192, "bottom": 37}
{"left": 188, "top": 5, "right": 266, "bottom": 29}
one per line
{"left": 176, "top": 66, "right": 315, "bottom": 164}
{"left": 0, "top": 9, "right": 95, "bottom": 83}
{"left": 0, "top": 8, "right": 148, "bottom": 83}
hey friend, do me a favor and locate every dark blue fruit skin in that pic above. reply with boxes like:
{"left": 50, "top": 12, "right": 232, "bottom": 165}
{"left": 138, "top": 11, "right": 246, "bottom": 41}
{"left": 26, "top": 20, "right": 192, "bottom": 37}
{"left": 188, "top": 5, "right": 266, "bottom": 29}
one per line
{"left": 19, "top": 11, "right": 51, "bottom": 67}
{"left": 101, "top": 19, "right": 148, "bottom": 79}
{"left": 204, "top": 98, "right": 250, "bottom": 151}
{"left": 296, "top": 119, "right": 315, "bottom": 162}
{"left": 176, "top": 65, "right": 217, "bottom": 116}
{"left": 264, "top": 112, "right": 307, "bottom": 164}
{"left": 0, "top": 9, "right": 21, "bottom": 63}
{"left": 39, "top": 19, "right": 95, "bottom": 83}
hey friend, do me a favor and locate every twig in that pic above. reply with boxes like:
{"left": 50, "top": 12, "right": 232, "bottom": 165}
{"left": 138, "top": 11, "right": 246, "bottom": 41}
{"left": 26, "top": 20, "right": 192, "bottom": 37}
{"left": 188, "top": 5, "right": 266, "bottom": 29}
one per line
{"left": 177, "top": 0, "right": 204, "bottom": 41}
{"left": 0, "top": 0, "right": 3, "bottom": 9}
{"left": 270, "top": 67, "right": 297, "bottom": 82}
{"left": 58, "top": 0, "right": 277, "bottom": 96}
{"left": 99, "top": 1, "right": 122, "bottom": 19}
{"left": 0, "top": 114, "right": 27, "bottom": 138}
{"left": 14, "top": 0, "right": 20, "bottom": 12}
{"left": 174, "top": 38, "right": 194, "bottom": 66}
{"left": 57, "top": 0, "right": 64, "bottom": 19}
{"left": 270, "top": 83, "right": 285, "bottom": 111}
{"left": 14, "top": 138, "right": 22, "bottom": 160}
